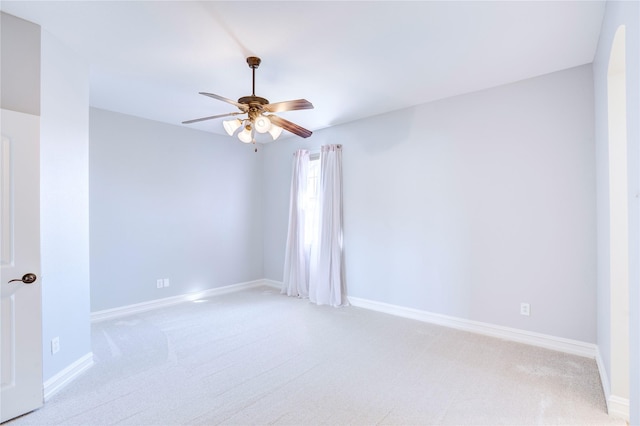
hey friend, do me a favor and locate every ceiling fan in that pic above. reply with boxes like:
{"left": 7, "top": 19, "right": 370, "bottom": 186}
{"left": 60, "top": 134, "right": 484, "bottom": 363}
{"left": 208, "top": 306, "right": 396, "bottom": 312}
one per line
{"left": 182, "top": 57, "right": 313, "bottom": 144}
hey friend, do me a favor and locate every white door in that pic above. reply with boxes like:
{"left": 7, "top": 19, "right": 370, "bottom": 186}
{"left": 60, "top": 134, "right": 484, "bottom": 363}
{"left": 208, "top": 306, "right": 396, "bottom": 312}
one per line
{"left": 1, "top": 108, "right": 43, "bottom": 423}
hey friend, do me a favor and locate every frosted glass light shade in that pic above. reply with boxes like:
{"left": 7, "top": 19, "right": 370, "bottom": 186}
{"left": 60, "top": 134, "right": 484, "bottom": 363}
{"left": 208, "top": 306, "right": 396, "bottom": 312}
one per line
{"left": 223, "top": 118, "right": 242, "bottom": 136}
{"left": 238, "top": 126, "right": 253, "bottom": 143}
{"left": 268, "top": 124, "right": 283, "bottom": 140}
{"left": 254, "top": 115, "right": 271, "bottom": 133}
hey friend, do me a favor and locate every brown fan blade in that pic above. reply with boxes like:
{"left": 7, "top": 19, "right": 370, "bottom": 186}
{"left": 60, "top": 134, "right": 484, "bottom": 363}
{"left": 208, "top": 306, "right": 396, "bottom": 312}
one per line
{"left": 199, "top": 92, "right": 248, "bottom": 111}
{"left": 182, "top": 112, "right": 242, "bottom": 124}
{"left": 268, "top": 115, "right": 312, "bottom": 138}
{"left": 263, "top": 99, "right": 314, "bottom": 113}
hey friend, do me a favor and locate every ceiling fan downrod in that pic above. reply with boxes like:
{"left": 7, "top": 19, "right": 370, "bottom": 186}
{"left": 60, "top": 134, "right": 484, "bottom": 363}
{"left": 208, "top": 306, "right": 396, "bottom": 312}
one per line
{"left": 247, "top": 56, "right": 261, "bottom": 96}
{"left": 238, "top": 57, "right": 269, "bottom": 107}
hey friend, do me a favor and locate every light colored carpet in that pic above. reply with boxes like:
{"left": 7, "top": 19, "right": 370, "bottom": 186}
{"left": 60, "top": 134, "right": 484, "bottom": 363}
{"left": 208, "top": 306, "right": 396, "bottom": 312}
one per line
{"left": 10, "top": 286, "right": 624, "bottom": 425}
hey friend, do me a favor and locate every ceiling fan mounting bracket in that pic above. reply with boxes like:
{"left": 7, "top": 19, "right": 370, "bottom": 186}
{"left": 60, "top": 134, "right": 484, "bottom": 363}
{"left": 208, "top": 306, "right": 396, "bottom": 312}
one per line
{"left": 246, "top": 56, "right": 261, "bottom": 69}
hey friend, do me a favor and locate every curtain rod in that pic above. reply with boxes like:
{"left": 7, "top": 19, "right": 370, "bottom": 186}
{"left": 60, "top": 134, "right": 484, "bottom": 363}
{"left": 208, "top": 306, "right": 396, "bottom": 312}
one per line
{"left": 292, "top": 145, "right": 342, "bottom": 156}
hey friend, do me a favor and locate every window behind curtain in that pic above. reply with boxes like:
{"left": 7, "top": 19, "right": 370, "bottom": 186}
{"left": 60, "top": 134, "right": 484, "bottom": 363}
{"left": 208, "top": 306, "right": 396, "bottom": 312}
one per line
{"left": 303, "top": 156, "right": 320, "bottom": 248}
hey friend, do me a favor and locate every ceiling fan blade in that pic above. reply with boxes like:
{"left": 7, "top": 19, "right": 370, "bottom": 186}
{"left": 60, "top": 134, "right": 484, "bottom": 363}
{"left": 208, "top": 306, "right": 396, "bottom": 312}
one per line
{"left": 199, "top": 92, "right": 248, "bottom": 111}
{"left": 263, "top": 99, "right": 314, "bottom": 113}
{"left": 182, "top": 112, "right": 242, "bottom": 124}
{"left": 268, "top": 115, "right": 313, "bottom": 138}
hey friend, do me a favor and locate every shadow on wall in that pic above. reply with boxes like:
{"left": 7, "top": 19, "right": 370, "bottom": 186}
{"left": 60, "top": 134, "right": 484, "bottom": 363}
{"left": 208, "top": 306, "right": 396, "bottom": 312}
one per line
{"left": 325, "top": 106, "right": 418, "bottom": 155}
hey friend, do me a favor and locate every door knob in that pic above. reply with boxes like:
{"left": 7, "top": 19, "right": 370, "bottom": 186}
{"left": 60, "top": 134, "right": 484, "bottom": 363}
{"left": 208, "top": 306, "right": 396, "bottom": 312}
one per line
{"left": 7, "top": 273, "right": 37, "bottom": 284}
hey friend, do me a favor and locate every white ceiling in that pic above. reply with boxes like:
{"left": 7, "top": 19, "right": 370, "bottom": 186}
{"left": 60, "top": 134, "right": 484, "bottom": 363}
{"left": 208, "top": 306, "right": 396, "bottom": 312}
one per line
{"left": 1, "top": 1, "right": 606, "bottom": 138}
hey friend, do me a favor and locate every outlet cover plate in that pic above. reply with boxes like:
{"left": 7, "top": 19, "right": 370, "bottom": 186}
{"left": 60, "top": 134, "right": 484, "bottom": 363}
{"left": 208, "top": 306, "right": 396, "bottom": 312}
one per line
{"left": 51, "top": 337, "right": 60, "bottom": 354}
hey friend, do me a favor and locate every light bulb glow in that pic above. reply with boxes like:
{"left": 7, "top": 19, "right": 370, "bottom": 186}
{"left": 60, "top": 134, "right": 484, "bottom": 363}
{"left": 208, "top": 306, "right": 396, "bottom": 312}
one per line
{"left": 223, "top": 118, "right": 242, "bottom": 136}
{"left": 238, "top": 125, "right": 253, "bottom": 143}
{"left": 254, "top": 115, "right": 271, "bottom": 133}
{"left": 268, "top": 124, "right": 283, "bottom": 140}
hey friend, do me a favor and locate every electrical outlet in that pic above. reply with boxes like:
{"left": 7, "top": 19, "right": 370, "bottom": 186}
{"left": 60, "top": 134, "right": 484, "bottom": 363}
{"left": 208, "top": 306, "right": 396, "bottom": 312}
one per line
{"left": 157, "top": 279, "right": 163, "bottom": 289}
{"left": 163, "top": 278, "right": 170, "bottom": 288}
{"left": 51, "top": 337, "right": 60, "bottom": 354}
{"left": 520, "top": 303, "right": 530, "bottom": 316}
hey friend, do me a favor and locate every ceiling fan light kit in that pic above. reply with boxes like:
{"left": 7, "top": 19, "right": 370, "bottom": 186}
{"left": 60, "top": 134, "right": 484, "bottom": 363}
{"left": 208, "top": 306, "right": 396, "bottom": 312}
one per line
{"left": 254, "top": 115, "right": 271, "bottom": 133}
{"left": 238, "top": 124, "right": 254, "bottom": 143}
{"left": 268, "top": 123, "right": 283, "bottom": 140}
{"left": 223, "top": 118, "right": 242, "bottom": 136}
{"left": 183, "top": 56, "right": 314, "bottom": 147}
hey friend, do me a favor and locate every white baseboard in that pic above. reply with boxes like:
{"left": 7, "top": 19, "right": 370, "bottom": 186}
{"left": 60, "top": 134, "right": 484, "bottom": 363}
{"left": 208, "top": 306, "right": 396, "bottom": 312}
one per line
{"left": 347, "top": 296, "right": 598, "bottom": 358}
{"left": 596, "top": 348, "right": 630, "bottom": 421}
{"left": 596, "top": 348, "right": 612, "bottom": 411}
{"left": 91, "top": 279, "right": 270, "bottom": 322}
{"left": 43, "top": 352, "right": 94, "bottom": 401}
{"left": 608, "top": 396, "right": 630, "bottom": 421}
{"left": 262, "top": 279, "right": 283, "bottom": 290}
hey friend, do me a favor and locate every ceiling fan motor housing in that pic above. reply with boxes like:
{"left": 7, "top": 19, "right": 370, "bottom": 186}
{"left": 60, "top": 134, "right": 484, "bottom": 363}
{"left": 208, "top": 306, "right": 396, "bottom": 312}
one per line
{"left": 238, "top": 96, "right": 269, "bottom": 106}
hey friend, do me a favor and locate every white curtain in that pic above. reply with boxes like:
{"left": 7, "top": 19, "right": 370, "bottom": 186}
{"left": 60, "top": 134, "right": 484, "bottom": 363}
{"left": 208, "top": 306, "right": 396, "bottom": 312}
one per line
{"left": 309, "top": 144, "right": 347, "bottom": 307}
{"left": 282, "top": 150, "right": 310, "bottom": 297}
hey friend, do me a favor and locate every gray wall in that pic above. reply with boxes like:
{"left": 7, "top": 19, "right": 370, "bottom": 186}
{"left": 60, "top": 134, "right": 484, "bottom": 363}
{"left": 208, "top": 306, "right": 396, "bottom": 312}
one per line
{"left": 593, "top": 0, "right": 640, "bottom": 423}
{"left": 0, "top": 13, "right": 40, "bottom": 115}
{"left": 263, "top": 65, "right": 597, "bottom": 343}
{"left": 40, "top": 29, "right": 92, "bottom": 383}
{"left": 1, "top": 12, "right": 92, "bottom": 383}
{"left": 89, "top": 109, "right": 263, "bottom": 311}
